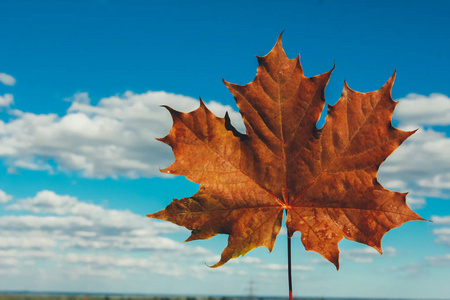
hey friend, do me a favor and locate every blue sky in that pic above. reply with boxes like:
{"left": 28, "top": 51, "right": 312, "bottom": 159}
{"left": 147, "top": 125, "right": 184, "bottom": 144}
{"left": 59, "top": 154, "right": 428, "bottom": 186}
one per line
{"left": 0, "top": 0, "right": 450, "bottom": 298}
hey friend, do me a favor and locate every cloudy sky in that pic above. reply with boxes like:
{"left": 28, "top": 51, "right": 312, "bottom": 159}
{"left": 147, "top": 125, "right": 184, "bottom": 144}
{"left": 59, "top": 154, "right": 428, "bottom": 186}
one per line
{"left": 1, "top": 0, "right": 450, "bottom": 299}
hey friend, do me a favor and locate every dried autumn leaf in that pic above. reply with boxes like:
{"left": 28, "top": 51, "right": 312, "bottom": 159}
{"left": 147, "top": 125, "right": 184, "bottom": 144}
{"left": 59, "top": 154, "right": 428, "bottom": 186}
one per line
{"left": 148, "top": 35, "right": 424, "bottom": 269}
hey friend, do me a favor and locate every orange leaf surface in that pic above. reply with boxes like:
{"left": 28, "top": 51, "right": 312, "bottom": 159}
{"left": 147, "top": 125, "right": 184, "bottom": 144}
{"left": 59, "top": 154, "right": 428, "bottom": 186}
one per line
{"left": 148, "top": 34, "right": 424, "bottom": 269}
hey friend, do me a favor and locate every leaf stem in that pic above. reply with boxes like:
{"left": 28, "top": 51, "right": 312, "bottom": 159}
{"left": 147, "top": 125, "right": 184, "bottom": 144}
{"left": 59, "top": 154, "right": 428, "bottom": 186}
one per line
{"left": 288, "top": 233, "right": 293, "bottom": 300}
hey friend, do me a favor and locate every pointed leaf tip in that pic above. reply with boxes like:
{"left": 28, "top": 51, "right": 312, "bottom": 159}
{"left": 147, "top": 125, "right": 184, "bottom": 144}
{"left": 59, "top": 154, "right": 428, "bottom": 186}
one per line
{"left": 332, "top": 251, "right": 340, "bottom": 270}
{"left": 384, "top": 69, "right": 396, "bottom": 90}
{"left": 273, "top": 31, "right": 285, "bottom": 51}
{"left": 278, "top": 30, "right": 286, "bottom": 41}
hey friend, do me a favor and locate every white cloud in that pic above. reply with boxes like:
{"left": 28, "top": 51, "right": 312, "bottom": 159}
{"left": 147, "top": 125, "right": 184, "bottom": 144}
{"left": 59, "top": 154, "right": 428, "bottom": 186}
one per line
{"left": 1, "top": 190, "right": 183, "bottom": 254}
{"left": 395, "top": 93, "right": 450, "bottom": 127}
{"left": 0, "top": 73, "right": 16, "bottom": 86}
{"left": 68, "top": 265, "right": 127, "bottom": 279}
{"left": 66, "top": 252, "right": 153, "bottom": 267}
{"left": 238, "top": 256, "right": 262, "bottom": 264}
{"left": 382, "top": 262, "right": 423, "bottom": 278}
{"left": 0, "top": 88, "right": 446, "bottom": 205}
{"left": 0, "top": 94, "right": 14, "bottom": 107}
{"left": 64, "top": 92, "right": 90, "bottom": 104}
{"left": 0, "top": 215, "right": 93, "bottom": 231}
{"left": 0, "top": 189, "right": 227, "bottom": 283}
{"left": 406, "top": 196, "right": 426, "bottom": 209}
{"left": 0, "top": 88, "right": 448, "bottom": 204}
{"left": 0, "top": 90, "right": 243, "bottom": 178}
{"left": 418, "top": 173, "right": 450, "bottom": 190}
{"left": 6, "top": 190, "right": 77, "bottom": 214}
{"left": 4, "top": 190, "right": 184, "bottom": 246}
{"left": 0, "top": 268, "right": 20, "bottom": 275}
{"left": 0, "top": 257, "right": 19, "bottom": 266}
{"left": 426, "top": 254, "right": 450, "bottom": 266}
{"left": 382, "top": 179, "right": 407, "bottom": 191}
{"left": 63, "top": 252, "right": 190, "bottom": 277}
{"left": 0, "top": 235, "right": 57, "bottom": 249}
{"left": 432, "top": 216, "right": 450, "bottom": 225}
{"left": 205, "top": 255, "right": 261, "bottom": 265}
{"left": 0, "top": 249, "right": 53, "bottom": 259}
{"left": 382, "top": 179, "right": 426, "bottom": 209}
{"left": 378, "top": 127, "right": 450, "bottom": 200}
{"left": 433, "top": 227, "right": 450, "bottom": 246}
{"left": 0, "top": 189, "right": 12, "bottom": 203}
{"left": 431, "top": 216, "right": 450, "bottom": 246}
{"left": 341, "top": 247, "right": 396, "bottom": 263}
{"left": 258, "top": 263, "right": 314, "bottom": 271}
{"left": 371, "top": 93, "right": 450, "bottom": 202}
{"left": 190, "top": 264, "right": 241, "bottom": 278}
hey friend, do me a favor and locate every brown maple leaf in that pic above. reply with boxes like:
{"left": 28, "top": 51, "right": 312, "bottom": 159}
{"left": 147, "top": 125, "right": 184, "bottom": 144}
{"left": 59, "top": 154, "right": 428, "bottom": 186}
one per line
{"left": 148, "top": 34, "right": 424, "bottom": 269}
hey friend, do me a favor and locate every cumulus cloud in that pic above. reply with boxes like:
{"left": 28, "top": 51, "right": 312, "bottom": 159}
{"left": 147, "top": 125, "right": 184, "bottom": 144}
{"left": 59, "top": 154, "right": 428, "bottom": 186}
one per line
{"left": 419, "top": 174, "right": 450, "bottom": 190}
{"left": 378, "top": 127, "right": 450, "bottom": 200}
{"left": 0, "top": 189, "right": 12, "bottom": 203}
{"left": 64, "top": 92, "right": 90, "bottom": 104}
{"left": 6, "top": 190, "right": 77, "bottom": 213}
{"left": 0, "top": 73, "right": 16, "bottom": 86}
{"left": 0, "top": 91, "right": 244, "bottom": 178}
{"left": 370, "top": 93, "right": 450, "bottom": 201}
{"left": 432, "top": 216, "right": 450, "bottom": 225}
{"left": 65, "top": 252, "right": 154, "bottom": 267}
{"left": 0, "top": 94, "right": 14, "bottom": 107}
{"left": 431, "top": 215, "right": 450, "bottom": 246}
{"left": 0, "top": 249, "right": 53, "bottom": 259}
{"left": 0, "top": 189, "right": 224, "bottom": 281}
{"left": 0, "top": 235, "right": 57, "bottom": 249}
{"left": 1, "top": 190, "right": 187, "bottom": 252}
{"left": 395, "top": 93, "right": 450, "bottom": 127}
{"left": 0, "top": 88, "right": 447, "bottom": 203}
{"left": 0, "top": 88, "right": 448, "bottom": 202}
{"left": 432, "top": 227, "right": 450, "bottom": 246}
{"left": 4, "top": 190, "right": 184, "bottom": 246}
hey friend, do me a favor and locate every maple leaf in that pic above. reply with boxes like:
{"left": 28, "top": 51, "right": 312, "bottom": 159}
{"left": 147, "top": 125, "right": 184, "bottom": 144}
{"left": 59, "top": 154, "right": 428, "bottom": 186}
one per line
{"left": 148, "top": 34, "right": 424, "bottom": 269}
